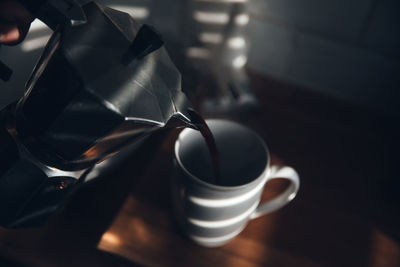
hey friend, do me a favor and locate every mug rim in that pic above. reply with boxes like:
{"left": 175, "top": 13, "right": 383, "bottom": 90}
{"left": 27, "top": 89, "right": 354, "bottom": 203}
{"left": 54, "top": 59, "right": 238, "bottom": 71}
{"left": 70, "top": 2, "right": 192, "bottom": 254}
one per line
{"left": 174, "top": 119, "right": 271, "bottom": 191}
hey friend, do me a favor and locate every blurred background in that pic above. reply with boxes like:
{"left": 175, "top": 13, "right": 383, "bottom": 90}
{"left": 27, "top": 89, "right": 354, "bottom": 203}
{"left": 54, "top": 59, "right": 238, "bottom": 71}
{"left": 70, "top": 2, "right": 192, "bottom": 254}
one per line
{"left": 1, "top": 0, "right": 399, "bottom": 117}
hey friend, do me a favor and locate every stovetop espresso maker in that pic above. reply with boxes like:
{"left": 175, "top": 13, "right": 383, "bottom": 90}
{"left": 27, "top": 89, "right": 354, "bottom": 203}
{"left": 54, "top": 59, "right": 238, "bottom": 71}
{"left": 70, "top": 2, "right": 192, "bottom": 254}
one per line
{"left": 0, "top": 0, "right": 194, "bottom": 228}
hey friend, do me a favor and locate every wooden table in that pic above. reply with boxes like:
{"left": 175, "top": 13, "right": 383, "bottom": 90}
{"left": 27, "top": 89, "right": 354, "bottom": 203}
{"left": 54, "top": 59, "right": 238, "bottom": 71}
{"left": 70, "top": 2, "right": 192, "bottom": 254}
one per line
{"left": 0, "top": 71, "right": 399, "bottom": 267}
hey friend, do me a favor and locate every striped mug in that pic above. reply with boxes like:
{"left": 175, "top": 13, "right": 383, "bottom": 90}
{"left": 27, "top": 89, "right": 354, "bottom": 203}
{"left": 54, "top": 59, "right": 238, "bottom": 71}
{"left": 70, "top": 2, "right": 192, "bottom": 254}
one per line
{"left": 172, "top": 119, "right": 300, "bottom": 247}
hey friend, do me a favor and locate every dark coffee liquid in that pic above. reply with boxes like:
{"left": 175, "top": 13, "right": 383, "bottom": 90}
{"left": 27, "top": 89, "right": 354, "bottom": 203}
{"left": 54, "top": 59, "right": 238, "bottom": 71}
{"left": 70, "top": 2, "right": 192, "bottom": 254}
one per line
{"left": 187, "top": 109, "right": 221, "bottom": 185}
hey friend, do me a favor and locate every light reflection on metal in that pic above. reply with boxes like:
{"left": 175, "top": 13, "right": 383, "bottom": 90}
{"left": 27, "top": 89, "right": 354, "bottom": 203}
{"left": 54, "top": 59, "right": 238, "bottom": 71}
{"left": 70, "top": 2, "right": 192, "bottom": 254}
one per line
{"left": 56, "top": 180, "right": 67, "bottom": 190}
{"left": 21, "top": 35, "right": 51, "bottom": 52}
{"left": 19, "top": 19, "right": 52, "bottom": 52}
{"left": 29, "top": 20, "right": 49, "bottom": 33}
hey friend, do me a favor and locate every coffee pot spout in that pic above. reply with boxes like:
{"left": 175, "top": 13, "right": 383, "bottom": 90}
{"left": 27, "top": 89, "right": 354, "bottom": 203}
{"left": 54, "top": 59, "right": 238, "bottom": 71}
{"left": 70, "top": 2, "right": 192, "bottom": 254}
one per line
{"left": 166, "top": 92, "right": 197, "bottom": 130}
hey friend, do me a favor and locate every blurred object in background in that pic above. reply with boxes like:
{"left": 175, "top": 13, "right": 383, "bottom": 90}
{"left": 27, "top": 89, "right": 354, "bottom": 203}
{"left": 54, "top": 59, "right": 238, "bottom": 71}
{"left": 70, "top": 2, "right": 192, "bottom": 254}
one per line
{"left": 182, "top": 0, "right": 258, "bottom": 115}
{"left": 93, "top": 0, "right": 151, "bottom": 22}
{"left": 1, "top": 0, "right": 399, "bottom": 117}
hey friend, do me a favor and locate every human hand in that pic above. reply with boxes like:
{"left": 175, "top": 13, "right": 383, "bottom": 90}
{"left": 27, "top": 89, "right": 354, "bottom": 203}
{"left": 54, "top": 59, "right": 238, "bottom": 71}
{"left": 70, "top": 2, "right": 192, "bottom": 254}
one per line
{"left": 0, "top": 0, "right": 34, "bottom": 45}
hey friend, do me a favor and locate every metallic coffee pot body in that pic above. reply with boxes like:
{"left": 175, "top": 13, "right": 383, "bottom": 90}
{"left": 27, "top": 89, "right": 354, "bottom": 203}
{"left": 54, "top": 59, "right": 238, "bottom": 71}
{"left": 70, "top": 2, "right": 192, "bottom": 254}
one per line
{"left": 16, "top": 2, "right": 193, "bottom": 171}
{"left": 0, "top": 1, "right": 193, "bottom": 228}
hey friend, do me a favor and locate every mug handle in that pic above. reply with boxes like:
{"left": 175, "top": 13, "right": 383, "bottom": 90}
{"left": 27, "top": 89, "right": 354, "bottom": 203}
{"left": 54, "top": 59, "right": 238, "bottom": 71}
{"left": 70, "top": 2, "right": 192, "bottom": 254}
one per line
{"left": 250, "top": 165, "right": 300, "bottom": 219}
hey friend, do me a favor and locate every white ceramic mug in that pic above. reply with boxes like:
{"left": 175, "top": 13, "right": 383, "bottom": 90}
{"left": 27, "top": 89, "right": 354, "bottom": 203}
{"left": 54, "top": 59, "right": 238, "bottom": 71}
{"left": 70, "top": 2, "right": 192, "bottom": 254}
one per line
{"left": 171, "top": 119, "right": 300, "bottom": 247}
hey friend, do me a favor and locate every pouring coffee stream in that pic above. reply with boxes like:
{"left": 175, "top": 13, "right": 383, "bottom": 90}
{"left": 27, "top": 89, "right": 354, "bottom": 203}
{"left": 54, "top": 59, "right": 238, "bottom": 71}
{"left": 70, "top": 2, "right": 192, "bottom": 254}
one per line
{"left": 186, "top": 109, "right": 221, "bottom": 185}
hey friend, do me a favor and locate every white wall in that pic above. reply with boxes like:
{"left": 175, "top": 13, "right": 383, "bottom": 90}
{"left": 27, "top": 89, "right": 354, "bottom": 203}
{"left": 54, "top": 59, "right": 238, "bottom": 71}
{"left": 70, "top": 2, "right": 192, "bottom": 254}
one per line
{"left": 246, "top": 0, "right": 400, "bottom": 115}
